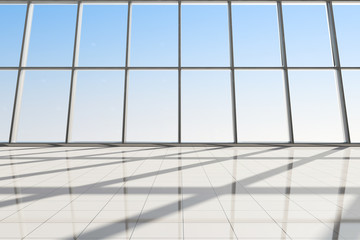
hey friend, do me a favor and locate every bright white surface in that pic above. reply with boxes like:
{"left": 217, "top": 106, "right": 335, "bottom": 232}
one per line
{"left": 235, "top": 70, "right": 289, "bottom": 142}
{"left": 289, "top": 70, "right": 344, "bottom": 143}
{"left": 71, "top": 70, "right": 125, "bottom": 142}
{"left": 126, "top": 70, "right": 178, "bottom": 142}
{"left": 0, "top": 146, "right": 359, "bottom": 239}
{"left": 16, "top": 71, "right": 71, "bottom": 142}
{"left": 182, "top": 70, "right": 233, "bottom": 143}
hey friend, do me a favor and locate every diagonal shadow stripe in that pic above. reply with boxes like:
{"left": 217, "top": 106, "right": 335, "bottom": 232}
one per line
{"left": 0, "top": 146, "right": 279, "bottom": 183}
{"left": 60, "top": 147, "right": 345, "bottom": 239}
{"left": 0, "top": 146, "right": 285, "bottom": 199}
{"left": 0, "top": 146, "right": 165, "bottom": 159}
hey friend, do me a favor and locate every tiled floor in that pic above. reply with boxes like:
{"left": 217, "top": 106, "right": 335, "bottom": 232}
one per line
{"left": 0, "top": 146, "right": 359, "bottom": 239}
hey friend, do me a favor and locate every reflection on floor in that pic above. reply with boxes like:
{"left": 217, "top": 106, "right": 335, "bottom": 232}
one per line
{"left": 0, "top": 146, "right": 359, "bottom": 239}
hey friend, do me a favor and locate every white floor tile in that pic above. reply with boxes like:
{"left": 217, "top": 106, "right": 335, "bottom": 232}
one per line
{"left": 0, "top": 146, "right": 358, "bottom": 239}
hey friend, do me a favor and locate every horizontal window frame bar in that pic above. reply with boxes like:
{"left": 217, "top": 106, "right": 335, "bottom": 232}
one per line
{"left": 0, "top": 143, "right": 358, "bottom": 147}
{"left": 2, "top": 0, "right": 360, "bottom": 3}
{"left": 3, "top": 67, "right": 359, "bottom": 70}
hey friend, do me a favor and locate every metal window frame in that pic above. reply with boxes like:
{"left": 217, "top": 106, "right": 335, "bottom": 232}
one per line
{"left": 121, "top": 1, "right": 132, "bottom": 143}
{"left": 178, "top": 0, "right": 182, "bottom": 143}
{"left": 1, "top": 0, "right": 357, "bottom": 145}
{"left": 66, "top": 1, "right": 83, "bottom": 143}
{"left": 326, "top": 1, "right": 351, "bottom": 143}
{"left": 227, "top": 0, "right": 238, "bottom": 143}
{"left": 277, "top": 1, "right": 294, "bottom": 143}
{"left": 8, "top": 2, "right": 33, "bottom": 143}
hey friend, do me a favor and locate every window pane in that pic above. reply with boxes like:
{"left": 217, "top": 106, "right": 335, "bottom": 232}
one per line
{"left": 26, "top": 5, "right": 77, "bottom": 66}
{"left": 342, "top": 70, "right": 360, "bottom": 142}
{"left": 17, "top": 71, "right": 71, "bottom": 142}
{"left": 78, "top": 4, "right": 128, "bottom": 67}
{"left": 0, "top": 71, "right": 17, "bottom": 142}
{"left": 71, "top": 71, "right": 124, "bottom": 142}
{"left": 333, "top": 4, "right": 360, "bottom": 67}
{"left": 182, "top": 4, "right": 229, "bottom": 67}
{"left": 130, "top": 4, "right": 177, "bottom": 67}
{"left": 289, "top": 70, "right": 343, "bottom": 142}
{"left": 282, "top": 4, "right": 333, "bottom": 67}
{"left": 182, "top": 70, "right": 233, "bottom": 142}
{"left": 126, "top": 71, "right": 178, "bottom": 142}
{"left": 232, "top": 4, "right": 281, "bottom": 67}
{"left": 0, "top": 5, "right": 26, "bottom": 66}
{"left": 235, "top": 70, "right": 288, "bottom": 142}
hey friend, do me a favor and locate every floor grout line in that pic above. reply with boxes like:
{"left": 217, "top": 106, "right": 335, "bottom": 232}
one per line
{"left": 73, "top": 147, "right": 160, "bottom": 240}
{"left": 0, "top": 147, "right": 359, "bottom": 239}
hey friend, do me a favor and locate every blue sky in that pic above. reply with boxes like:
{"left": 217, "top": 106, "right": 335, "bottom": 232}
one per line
{"left": 0, "top": 3, "right": 359, "bottom": 143}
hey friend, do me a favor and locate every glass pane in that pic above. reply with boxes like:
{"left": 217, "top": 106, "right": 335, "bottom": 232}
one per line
{"left": 71, "top": 71, "right": 125, "bottom": 142}
{"left": 342, "top": 70, "right": 360, "bottom": 142}
{"left": 282, "top": 4, "right": 333, "bottom": 67}
{"left": 0, "top": 71, "right": 17, "bottom": 142}
{"left": 182, "top": 4, "right": 229, "bottom": 67}
{"left": 235, "top": 70, "right": 288, "bottom": 142}
{"left": 17, "top": 71, "right": 71, "bottom": 142}
{"left": 333, "top": 4, "right": 360, "bottom": 67}
{"left": 78, "top": 4, "right": 128, "bottom": 67}
{"left": 26, "top": 5, "right": 77, "bottom": 66}
{"left": 232, "top": 4, "right": 281, "bottom": 67}
{"left": 126, "top": 71, "right": 178, "bottom": 142}
{"left": 130, "top": 4, "right": 178, "bottom": 67}
{"left": 0, "top": 5, "right": 26, "bottom": 66}
{"left": 182, "top": 70, "right": 233, "bottom": 142}
{"left": 289, "top": 70, "right": 344, "bottom": 142}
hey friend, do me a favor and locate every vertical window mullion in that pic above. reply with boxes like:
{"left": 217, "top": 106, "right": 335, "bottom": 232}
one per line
{"left": 277, "top": 1, "right": 294, "bottom": 143}
{"left": 66, "top": 1, "right": 82, "bottom": 143}
{"left": 178, "top": 0, "right": 181, "bottom": 143}
{"left": 326, "top": 1, "right": 350, "bottom": 143}
{"left": 228, "top": 1, "right": 237, "bottom": 143}
{"left": 9, "top": 2, "right": 33, "bottom": 143}
{"left": 122, "top": 1, "right": 132, "bottom": 143}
